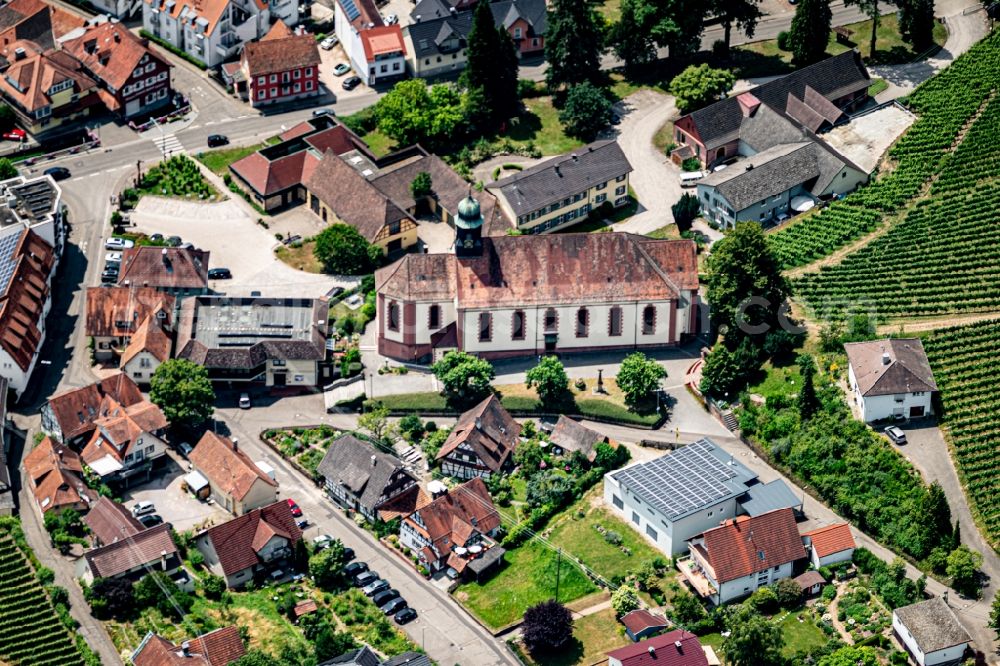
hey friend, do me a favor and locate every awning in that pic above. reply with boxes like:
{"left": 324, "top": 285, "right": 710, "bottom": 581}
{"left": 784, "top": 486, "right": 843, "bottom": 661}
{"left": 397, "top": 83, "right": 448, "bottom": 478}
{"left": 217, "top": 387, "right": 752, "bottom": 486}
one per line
{"left": 791, "top": 195, "right": 815, "bottom": 212}
{"left": 184, "top": 470, "right": 209, "bottom": 493}
{"left": 88, "top": 456, "right": 123, "bottom": 477}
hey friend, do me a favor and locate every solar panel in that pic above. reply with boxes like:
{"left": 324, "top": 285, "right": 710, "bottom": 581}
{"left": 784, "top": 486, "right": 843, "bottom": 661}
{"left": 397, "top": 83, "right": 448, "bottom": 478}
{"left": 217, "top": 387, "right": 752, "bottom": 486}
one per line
{"left": 0, "top": 233, "right": 22, "bottom": 297}
{"left": 341, "top": 0, "right": 360, "bottom": 21}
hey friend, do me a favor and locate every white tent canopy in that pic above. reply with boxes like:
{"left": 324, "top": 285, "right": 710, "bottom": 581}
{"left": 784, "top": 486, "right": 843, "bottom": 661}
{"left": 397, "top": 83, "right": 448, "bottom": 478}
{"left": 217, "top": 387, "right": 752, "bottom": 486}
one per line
{"left": 791, "top": 195, "right": 816, "bottom": 212}
{"left": 184, "top": 470, "right": 209, "bottom": 494}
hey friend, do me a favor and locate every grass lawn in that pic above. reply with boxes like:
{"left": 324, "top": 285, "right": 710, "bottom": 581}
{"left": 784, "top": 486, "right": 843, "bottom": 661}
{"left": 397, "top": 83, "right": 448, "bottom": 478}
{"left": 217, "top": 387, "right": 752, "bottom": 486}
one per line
{"left": 646, "top": 224, "right": 681, "bottom": 240}
{"left": 454, "top": 541, "right": 597, "bottom": 630}
{"left": 653, "top": 120, "right": 675, "bottom": 155}
{"left": 776, "top": 611, "right": 828, "bottom": 657}
{"left": 138, "top": 154, "right": 220, "bottom": 201}
{"left": 507, "top": 97, "right": 585, "bottom": 156}
{"left": 363, "top": 130, "right": 396, "bottom": 158}
{"left": 868, "top": 77, "right": 889, "bottom": 97}
{"left": 329, "top": 298, "right": 374, "bottom": 332}
{"left": 699, "top": 632, "right": 724, "bottom": 656}
{"left": 275, "top": 240, "right": 323, "bottom": 274}
{"left": 747, "top": 361, "right": 802, "bottom": 401}
{"left": 597, "top": 0, "right": 620, "bottom": 22}
{"left": 519, "top": 608, "right": 632, "bottom": 666}
{"left": 196, "top": 142, "right": 268, "bottom": 176}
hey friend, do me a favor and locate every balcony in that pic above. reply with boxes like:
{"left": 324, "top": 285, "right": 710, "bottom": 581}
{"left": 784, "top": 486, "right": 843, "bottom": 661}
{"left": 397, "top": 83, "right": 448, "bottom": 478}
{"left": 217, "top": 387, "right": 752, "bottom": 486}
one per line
{"left": 677, "top": 556, "right": 718, "bottom": 600}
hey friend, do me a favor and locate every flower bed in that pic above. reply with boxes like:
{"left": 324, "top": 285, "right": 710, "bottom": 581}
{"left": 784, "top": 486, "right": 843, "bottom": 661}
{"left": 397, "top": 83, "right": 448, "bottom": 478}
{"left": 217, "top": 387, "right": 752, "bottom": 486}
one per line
{"left": 261, "top": 425, "right": 341, "bottom": 481}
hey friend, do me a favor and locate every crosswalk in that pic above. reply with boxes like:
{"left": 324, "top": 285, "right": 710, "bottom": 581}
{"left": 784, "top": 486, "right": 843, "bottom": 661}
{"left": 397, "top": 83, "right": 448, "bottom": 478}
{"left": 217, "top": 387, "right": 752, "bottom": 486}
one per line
{"left": 152, "top": 132, "right": 185, "bottom": 157}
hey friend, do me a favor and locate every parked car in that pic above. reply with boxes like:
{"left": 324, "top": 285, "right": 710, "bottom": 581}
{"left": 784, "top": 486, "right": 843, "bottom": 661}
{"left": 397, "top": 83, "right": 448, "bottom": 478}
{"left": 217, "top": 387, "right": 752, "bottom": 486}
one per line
{"left": 384, "top": 13, "right": 398, "bottom": 24}
{"left": 342, "top": 76, "right": 362, "bottom": 91}
{"left": 138, "top": 514, "right": 164, "bottom": 528}
{"left": 207, "top": 267, "right": 232, "bottom": 279}
{"left": 333, "top": 63, "right": 351, "bottom": 76}
{"left": 269, "top": 569, "right": 285, "bottom": 581}
{"left": 884, "top": 425, "right": 907, "bottom": 445}
{"left": 343, "top": 561, "right": 368, "bottom": 577}
{"left": 381, "top": 597, "right": 407, "bottom": 615}
{"left": 132, "top": 501, "right": 155, "bottom": 516}
{"left": 166, "top": 235, "right": 182, "bottom": 247}
{"left": 286, "top": 498, "right": 302, "bottom": 517}
{"left": 343, "top": 547, "right": 355, "bottom": 562}
{"left": 105, "top": 237, "right": 130, "bottom": 250}
{"left": 101, "top": 269, "right": 119, "bottom": 283}
{"left": 149, "top": 233, "right": 164, "bottom": 243}
{"left": 320, "top": 35, "right": 339, "bottom": 50}
{"left": 105, "top": 252, "right": 123, "bottom": 265}
{"left": 177, "top": 442, "right": 194, "bottom": 458}
{"left": 394, "top": 607, "right": 417, "bottom": 624}
{"left": 371, "top": 589, "right": 399, "bottom": 607}
{"left": 354, "top": 570, "right": 378, "bottom": 587}
{"left": 43, "top": 166, "right": 71, "bottom": 180}
{"left": 312, "top": 109, "right": 333, "bottom": 117}
{"left": 239, "top": 393, "right": 251, "bottom": 409}
{"left": 207, "top": 134, "right": 229, "bottom": 147}
{"left": 313, "top": 534, "right": 334, "bottom": 550}
{"left": 362, "top": 579, "right": 389, "bottom": 597}
{"left": 2, "top": 128, "right": 25, "bottom": 141}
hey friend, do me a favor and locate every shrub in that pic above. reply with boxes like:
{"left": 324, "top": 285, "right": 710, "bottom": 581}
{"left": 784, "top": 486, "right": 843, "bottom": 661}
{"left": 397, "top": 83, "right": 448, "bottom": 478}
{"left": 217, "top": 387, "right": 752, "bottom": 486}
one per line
{"left": 604, "top": 530, "right": 623, "bottom": 546}
{"left": 777, "top": 31, "right": 791, "bottom": 51}
{"left": 821, "top": 584, "right": 837, "bottom": 601}
{"left": 681, "top": 157, "right": 702, "bottom": 173}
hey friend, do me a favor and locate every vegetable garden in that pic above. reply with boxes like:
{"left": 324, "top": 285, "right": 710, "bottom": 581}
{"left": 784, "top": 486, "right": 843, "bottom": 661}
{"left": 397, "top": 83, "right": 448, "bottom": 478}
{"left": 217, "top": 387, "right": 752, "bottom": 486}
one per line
{"left": 0, "top": 527, "right": 87, "bottom": 666}
{"left": 924, "top": 319, "right": 1000, "bottom": 546}
{"left": 768, "top": 29, "right": 1000, "bottom": 270}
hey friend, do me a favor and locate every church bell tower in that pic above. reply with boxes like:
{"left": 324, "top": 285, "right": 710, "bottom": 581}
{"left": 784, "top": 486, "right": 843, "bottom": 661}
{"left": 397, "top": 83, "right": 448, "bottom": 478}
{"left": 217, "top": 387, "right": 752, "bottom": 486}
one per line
{"left": 455, "top": 193, "right": 484, "bottom": 258}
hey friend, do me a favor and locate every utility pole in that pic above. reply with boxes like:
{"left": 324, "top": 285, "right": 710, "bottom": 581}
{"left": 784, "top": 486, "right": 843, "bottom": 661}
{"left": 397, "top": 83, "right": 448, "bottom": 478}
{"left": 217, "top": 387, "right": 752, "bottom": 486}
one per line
{"left": 554, "top": 548, "right": 562, "bottom": 603}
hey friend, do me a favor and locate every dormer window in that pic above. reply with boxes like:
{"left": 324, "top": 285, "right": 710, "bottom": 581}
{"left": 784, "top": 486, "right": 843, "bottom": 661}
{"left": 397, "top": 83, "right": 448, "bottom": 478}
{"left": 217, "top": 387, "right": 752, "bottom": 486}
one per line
{"left": 48, "top": 79, "right": 73, "bottom": 96}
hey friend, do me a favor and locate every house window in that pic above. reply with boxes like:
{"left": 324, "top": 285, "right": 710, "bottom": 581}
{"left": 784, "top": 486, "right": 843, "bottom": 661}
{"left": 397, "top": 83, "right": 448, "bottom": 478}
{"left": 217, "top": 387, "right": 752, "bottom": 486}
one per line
{"left": 388, "top": 301, "right": 400, "bottom": 331}
{"left": 270, "top": 88, "right": 277, "bottom": 97}
{"left": 293, "top": 68, "right": 301, "bottom": 79}
{"left": 293, "top": 82, "right": 301, "bottom": 93}
{"left": 282, "top": 72, "right": 290, "bottom": 83}
{"left": 424, "top": 58, "right": 430, "bottom": 65}
{"left": 270, "top": 73, "right": 277, "bottom": 83}
{"left": 380, "top": 64, "right": 387, "bottom": 73}
{"left": 544, "top": 308, "right": 558, "bottom": 332}
{"left": 596, "top": 182, "right": 607, "bottom": 190}
{"left": 612, "top": 494, "right": 623, "bottom": 509}
{"left": 257, "top": 76, "right": 266, "bottom": 86}
{"left": 631, "top": 511, "right": 640, "bottom": 525}
{"left": 388, "top": 220, "right": 401, "bottom": 235}
{"left": 532, "top": 38, "right": 539, "bottom": 46}
{"left": 595, "top": 194, "right": 606, "bottom": 204}
{"left": 393, "top": 62, "right": 400, "bottom": 70}
{"left": 514, "top": 27, "right": 522, "bottom": 38}
{"left": 479, "top": 312, "right": 492, "bottom": 342}
{"left": 576, "top": 307, "right": 589, "bottom": 337}
{"left": 616, "top": 174, "right": 627, "bottom": 182}
{"left": 428, "top": 304, "right": 441, "bottom": 330}
{"left": 257, "top": 89, "right": 265, "bottom": 99}
{"left": 642, "top": 305, "right": 656, "bottom": 335}
{"left": 306, "top": 68, "right": 313, "bottom": 77}
{"left": 615, "top": 185, "right": 626, "bottom": 196}
{"left": 306, "top": 80, "right": 313, "bottom": 91}
{"left": 646, "top": 525, "right": 658, "bottom": 540}
{"left": 608, "top": 306, "right": 622, "bottom": 337}
{"left": 511, "top": 310, "right": 525, "bottom": 340}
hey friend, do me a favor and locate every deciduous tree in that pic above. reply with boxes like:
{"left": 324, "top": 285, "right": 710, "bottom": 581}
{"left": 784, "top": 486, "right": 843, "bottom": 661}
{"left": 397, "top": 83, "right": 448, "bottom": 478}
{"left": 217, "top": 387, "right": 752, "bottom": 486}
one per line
{"left": 608, "top": 0, "right": 656, "bottom": 71}
{"left": 0, "top": 158, "right": 17, "bottom": 180}
{"left": 149, "top": 359, "right": 215, "bottom": 428}
{"left": 818, "top": 646, "right": 880, "bottom": 666}
{"left": 671, "top": 192, "right": 700, "bottom": 231}
{"left": 431, "top": 350, "right": 495, "bottom": 407}
{"left": 309, "top": 541, "right": 349, "bottom": 591}
{"left": 313, "top": 223, "right": 380, "bottom": 275}
{"left": 722, "top": 604, "right": 784, "bottom": 666}
{"left": 616, "top": 352, "right": 667, "bottom": 410}
{"left": 898, "top": 0, "right": 936, "bottom": 52}
{"left": 669, "top": 64, "right": 736, "bottom": 114}
{"left": 788, "top": 0, "right": 832, "bottom": 64}
{"left": 544, "top": 0, "right": 604, "bottom": 90}
{"left": 526, "top": 356, "right": 570, "bottom": 407}
{"left": 611, "top": 585, "right": 640, "bottom": 617}
{"left": 410, "top": 171, "right": 432, "bottom": 199}
{"left": 710, "top": 0, "right": 763, "bottom": 52}
{"left": 558, "top": 82, "right": 613, "bottom": 139}
{"left": 946, "top": 545, "right": 983, "bottom": 597}
{"left": 797, "top": 355, "right": 820, "bottom": 420}
{"left": 522, "top": 600, "right": 574, "bottom": 654}
{"left": 374, "top": 79, "right": 464, "bottom": 146}
{"left": 844, "top": 0, "right": 880, "bottom": 57}
{"left": 358, "top": 401, "right": 398, "bottom": 446}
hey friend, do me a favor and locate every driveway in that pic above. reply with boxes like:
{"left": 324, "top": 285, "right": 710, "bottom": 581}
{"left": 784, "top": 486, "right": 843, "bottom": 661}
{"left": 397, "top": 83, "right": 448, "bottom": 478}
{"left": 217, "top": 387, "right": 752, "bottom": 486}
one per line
{"left": 130, "top": 196, "right": 355, "bottom": 297}
{"left": 122, "top": 456, "right": 232, "bottom": 533}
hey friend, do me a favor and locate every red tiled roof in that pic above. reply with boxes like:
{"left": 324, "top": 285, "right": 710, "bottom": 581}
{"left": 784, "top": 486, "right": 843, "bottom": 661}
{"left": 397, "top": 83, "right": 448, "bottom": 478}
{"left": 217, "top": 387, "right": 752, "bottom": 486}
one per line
{"left": 85, "top": 286, "right": 174, "bottom": 338}
{"left": 802, "top": 523, "right": 856, "bottom": 557}
{"left": 437, "top": 395, "right": 520, "bottom": 473}
{"left": 606, "top": 630, "right": 708, "bottom": 666}
{"left": 278, "top": 120, "right": 315, "bottom": 140}
{"left": 696, "top": 508, "right": 806, "bottom": 584}
{"left": 84, "top": 523, "right": 178, "bottom": 579}
{"left": 80, "top": 395, "right": 168, "bottom": 466}
{"left": 242, "top": 20, "right": 320, "bottom": 77}
{"left": 23, "top": 436, "right": 95, "bottom": 513}
{"left": 45, "top": 373, "right": 145, "bottom": 442}
{"left": 132, "top": 626, "right": 246, "bottom": 666}
{"left": 144, "top": 0, "right": 264, "bottom": 39}
{"left": 293, "top": 599, "right": 318, "bottom": 618}
{"left": 0, "top": 228, "right": 54, "bottom": 372}
{"left": 62, "top": 21, "right": 171, "bottom": 91}
{"left": 200, "top": 501, "right": 302, "bottom": 577}
{"left": 403, "top": 478, "right": 499, "bottom": 564}
{"left": 83, "top": 496, "right": 144, "bottom": 546}
{"left": 189, "top": 431, "right": 277, "bottom": 502}
{"left": 230, "top": 149, "right": 320, "bottom": 197}
{"left": 0, "top": 45, "right": 96, "bottom": 114}
{"left": 361, "top": 25, "right": 405, "bottom": 62}
{"left": 121, "top": 315, "right": 173, "bottom": 366}
{"left": 620, "top": 609, "right": 669, "bottom": 635}
{"left": 117, "top": 246, "right": 209, "bottom": 291}
{"left": 377, "top": 484, "right": 431, "bottom": 521}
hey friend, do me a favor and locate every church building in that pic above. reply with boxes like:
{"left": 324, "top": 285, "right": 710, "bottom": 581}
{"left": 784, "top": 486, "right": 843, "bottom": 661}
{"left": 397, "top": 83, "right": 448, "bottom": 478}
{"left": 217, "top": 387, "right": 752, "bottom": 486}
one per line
{"left": 375, "top": 195, "right": 700, "bottom": 363}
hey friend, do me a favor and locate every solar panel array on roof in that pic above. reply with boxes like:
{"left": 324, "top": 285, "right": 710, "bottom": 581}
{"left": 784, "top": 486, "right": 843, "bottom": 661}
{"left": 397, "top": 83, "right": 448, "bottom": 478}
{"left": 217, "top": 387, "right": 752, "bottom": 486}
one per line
{"left": 0, "top": 232, "right": 22, "bottom": 296}
{"left": 342, "top": 0, "right": 361, "bottom": 20}
{"left": 610, "top": 438, "right": 757, "bottom": 521}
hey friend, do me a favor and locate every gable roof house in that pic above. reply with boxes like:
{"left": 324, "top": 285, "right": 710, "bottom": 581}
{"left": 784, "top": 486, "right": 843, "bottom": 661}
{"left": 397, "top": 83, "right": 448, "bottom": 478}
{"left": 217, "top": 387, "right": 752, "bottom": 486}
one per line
{"left": 235, "top": 20, "right": 320, "bottom": 107}
{"left": 0, "top": 227, "right": 55, "bottom": 397}
{"left": 607, "top": 630, "right": 710, "bottom": 666}
{"left": 120, "top": 314, "right": 173, "bottom": 385}
{"left": 844, "top": 338, "right": 938, "bottom": 422}
{"left": 83, "top": 495, "right": 144, "bottom": 547}
{"left": 317, "top": 434, "right": 420, "bottom": 521}
{"left": 488, "top": 140, "right": 633, "bottom": 235}
{"left": 117, "top": 246, "right": 209, "bottom": 297}
{"left": 189, "top": 431, "right": 278, "bottom": 515}
{"left": 131, "top": 626, "right": 247, "bottom": 666}
{"left": 85, "top": 286, "right": 174, "bottom": 362}
{"left": 802, "top": 522, "right": 856, "bottom": 568}
{"left": 892, "top": 597, "right": 971, "bottom": 666}
{"left": 79, "top": 522, "right": 180, "bottom": 582}
{"left": 80, "top": 394, "right": 169, "bottom": 483}
{"left": 41, "top": 372, "right": 146, "bottom": 445}
{"left": 682, "top": 507, "right": 807, "bottom": 604}
{"left": 548, "top": 415, "right": 609, "bottom": 461}
{"left": 333, "top": 0, "right": 405, "bottom": 86}
{"left": 23, "top": 435, "right": 96, "bottom": 514}
{"left": 620, "top": 608, "right": 670, "bottom": 642}
{"left": 399, "top": 477, "right": 501, "bottom": 573}
{"left": 195, "top": 500, "right": 303, "bottom": 587}
{"left": 437, "top": 394, "right": 520, "bottom": 480}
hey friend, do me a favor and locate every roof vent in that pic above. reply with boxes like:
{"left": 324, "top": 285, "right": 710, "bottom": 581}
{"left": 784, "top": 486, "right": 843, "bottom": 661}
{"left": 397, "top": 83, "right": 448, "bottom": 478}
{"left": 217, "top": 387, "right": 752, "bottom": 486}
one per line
{"left": 371, "top": 454, "right": 377, "bottom": 466}
{"left": 648, "top": 646, "right": 656, "bottom": 656}
{"left": 674, "top": 640, "right": 683, "bottom": 650}
{"left": 232, "top": 437, "right": 238, "bottom": 451}
{"left": 554, "top": 165, "right": 561, "bottom": 176}
{"left": 881, "top": 351, "right": 891, "bottom": 365}
{"left": 571, "top": 153, "right": 578, "bottom": 161}
{"left": 745, "top": 163, "right": 754, "bottom": 171}
{"left": 181, "top": 641, "right": 191, "bottom": 656}
{"left": 449, "top": 5, "right": 456, "bottom": 12}
{"left": 13, "top": 47, "right": 25, "bottom": 61}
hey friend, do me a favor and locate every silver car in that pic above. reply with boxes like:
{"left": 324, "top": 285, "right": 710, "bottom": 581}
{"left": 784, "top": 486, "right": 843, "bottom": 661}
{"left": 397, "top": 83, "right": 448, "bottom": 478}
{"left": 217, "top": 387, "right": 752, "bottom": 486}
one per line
{"left": 362, "top": 578, "right": 389, "bottom": 596}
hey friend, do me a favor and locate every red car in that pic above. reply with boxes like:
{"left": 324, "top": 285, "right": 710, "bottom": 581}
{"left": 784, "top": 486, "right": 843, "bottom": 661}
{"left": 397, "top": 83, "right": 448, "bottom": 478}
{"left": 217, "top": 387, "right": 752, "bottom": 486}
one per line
{"left": 2, "top": 128, "right": 25, "bottom": 141}
{"left": 286, "top": 498, "right": 302, "bottom": 517}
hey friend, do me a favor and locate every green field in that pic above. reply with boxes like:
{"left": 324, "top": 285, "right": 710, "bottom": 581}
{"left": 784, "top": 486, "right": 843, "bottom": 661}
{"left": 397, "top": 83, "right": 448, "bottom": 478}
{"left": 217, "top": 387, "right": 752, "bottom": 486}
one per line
{"left": 196, "top": 142, "right": 268, "bottom": 176}
{"left": 547, "top": 506, "right": 667, "bottom": 582}
{"left": 507, "top": 97, "right": 586, "bottom": 156}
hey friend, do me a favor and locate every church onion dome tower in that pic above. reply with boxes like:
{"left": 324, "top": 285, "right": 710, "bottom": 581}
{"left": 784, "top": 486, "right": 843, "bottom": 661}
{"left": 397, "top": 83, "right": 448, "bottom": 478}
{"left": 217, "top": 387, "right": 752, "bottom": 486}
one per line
{"left": 455, "top": 193, "right": 484, "bottom": 258}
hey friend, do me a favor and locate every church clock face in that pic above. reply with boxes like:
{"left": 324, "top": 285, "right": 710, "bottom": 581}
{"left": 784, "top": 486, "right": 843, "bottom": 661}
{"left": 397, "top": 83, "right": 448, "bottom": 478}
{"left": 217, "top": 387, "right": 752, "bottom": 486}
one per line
{"left": 463, "top": 238, "right": 474, "bottom": 249}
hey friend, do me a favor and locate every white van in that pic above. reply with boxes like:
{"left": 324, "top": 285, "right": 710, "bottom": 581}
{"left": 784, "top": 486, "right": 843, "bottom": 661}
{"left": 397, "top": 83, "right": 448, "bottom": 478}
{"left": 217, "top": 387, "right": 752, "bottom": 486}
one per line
{"left": 679, "top": 171, "right": 704, "bottom": 188}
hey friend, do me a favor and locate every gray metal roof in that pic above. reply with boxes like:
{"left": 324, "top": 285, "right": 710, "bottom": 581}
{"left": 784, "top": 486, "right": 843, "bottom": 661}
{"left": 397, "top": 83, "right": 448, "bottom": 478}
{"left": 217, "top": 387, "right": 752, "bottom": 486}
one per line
{"left": 739, "top": 479, "right": 802, "bottom": 517}
{"left": 490, "top": 140, "right": 633, "bottom": 217}
{"left": 609, "top": 438, "right": 757, "bottom": 521}
{"left": 0, "top": 231, "right": 22, "bottom": 296}
{"left": 405, "top": 10, "right": 474, "bottom": 59}
{"left": 700, "top": 142, "right": 819, "bottom": 212}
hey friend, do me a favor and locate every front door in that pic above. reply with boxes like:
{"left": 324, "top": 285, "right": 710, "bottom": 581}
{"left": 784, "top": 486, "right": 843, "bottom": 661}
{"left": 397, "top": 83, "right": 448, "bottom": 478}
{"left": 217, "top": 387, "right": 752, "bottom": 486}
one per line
{"left": 274, "top": 372, "right": 287, "bottom": 386}
{"left": 544, "top": 333, "right": 557, "bottom": 353}
{"left": 909, "top": 405, "right": 925, "bottom": 418}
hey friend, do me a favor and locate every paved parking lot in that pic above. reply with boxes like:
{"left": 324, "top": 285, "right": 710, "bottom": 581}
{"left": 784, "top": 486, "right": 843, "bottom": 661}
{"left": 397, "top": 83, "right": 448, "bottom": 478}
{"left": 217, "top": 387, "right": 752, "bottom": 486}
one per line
{"left": 122, "top": 456, "right": 231, "bottom": 532}
{"left": 316, "top": 41, "right": 374, "bottom": 102}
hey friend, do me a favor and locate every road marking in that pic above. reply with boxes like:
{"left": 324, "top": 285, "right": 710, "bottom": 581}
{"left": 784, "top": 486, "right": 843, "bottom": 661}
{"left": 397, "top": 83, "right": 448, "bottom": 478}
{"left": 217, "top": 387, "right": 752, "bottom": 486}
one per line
{"left": 151, "top": 132, "right": 186, "bottom": 157}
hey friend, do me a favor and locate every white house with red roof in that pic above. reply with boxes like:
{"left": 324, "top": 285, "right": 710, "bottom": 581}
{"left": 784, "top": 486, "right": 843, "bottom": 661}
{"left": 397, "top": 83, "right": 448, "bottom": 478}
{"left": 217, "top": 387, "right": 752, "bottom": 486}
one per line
{"left": 235, "top": 20, "right": 320, "bottom": 107}
{"left": 189, "top": 431, "right": 278, "bottom": 515}
{"left": 333, "top": 0, "right": 405, "bottom": 85}
{"left": 132, "top": 626, "right": 246, "bottom": 666}
{"left": 606, "top": 630, "right": 710, "bottom": 666}
{"left": 801, "top": 523, "right": 856, "bottom": 568}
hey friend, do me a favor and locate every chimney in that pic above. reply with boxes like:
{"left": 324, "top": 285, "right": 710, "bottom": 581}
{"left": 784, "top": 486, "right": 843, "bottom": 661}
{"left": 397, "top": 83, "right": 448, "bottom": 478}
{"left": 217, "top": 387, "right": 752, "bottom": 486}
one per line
{"left": 181, "top": 641, "right": 191, "bottom": 656}
{"left": 113, "top": 31, "right": 120, "bottom": 43}
{"left": 571, "top": 153, "right": 578, "bottom": 161}
{"left": 13, "top": 47, "right": 25, "bottom": 61}
{"left": 648, "top": 646, "right": 656, "bottom": 656}
{"left": 943, "top": 590, "right": 949, "bottom": 605}
{"left": 554, "top": 165, "right": 561, "bottom": 177}
{"left": 674, "top": 640, "right": 683, "bottom": 650}
{"left": 161, "top": 550, "right": 168, "bottom": 570}
{"left": 737, "top": 92, "right": 761, "bottom": 117}
{"left": 881, "top": 351, "right": 891, "bottom": 365}
{"left": 232, "top": 437, "right": 238, "bottom": 451}
{"left": 475, "top": 417, "right": 482, "bottom": 430}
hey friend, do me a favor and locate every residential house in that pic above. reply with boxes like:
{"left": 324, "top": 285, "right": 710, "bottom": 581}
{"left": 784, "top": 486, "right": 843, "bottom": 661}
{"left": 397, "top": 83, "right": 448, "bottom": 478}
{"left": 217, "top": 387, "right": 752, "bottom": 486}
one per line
{"left": 189, "top": 432, "right": 278, "bottom": 514}
{"left": 0, "top": 174, "right": 65, "bottom": 257}
{"left": 0, "top": 377, "right": 11, "bottom": 516}
{"left": 548, "top": 415, "right": 608, "bottom": 461}
{"left": 83, "top": 495, "right": 144, "bottom": 546}
{"left": 488, "top": 140, "right": 633, "bottom": 234}
{"left": 23, "top": 435, "right": 96, "bottom": 514}
{"left": 235, "top": 20, "right": 320, "bottom": 107}
{"left": 142, "top": 0, "right": 298, "bottom": 69}
{"left": 380, "top": 653, "right": 432, "bottom": 666}
{"left": 892, "top": 597, "right": 971, "bottom": 666}
{"left": 620, "top": 609, "right": 669, "bottom": 642}
{"left": 320, "top": 647, "right": 381, "bottom": 666}
{"left": 195, "top": 500, "right": 302, "bottom": 587}
{"left": 228, "top": 115, "right": 373, "bottom": 211}
{"left": 79, "top": 395, "right": 169, "bottom": 483}
{"left": 606, "top": 630, "right": 709, "bottom": 666}
{"left": 333, "top": 0, "right": 405, "bottom": 85}
{"left": 604, "top": 439, "right": 802, "bottom": 557}
{"left": 131, "top": 626, "right": 247, "bottom": 666}
{"left": 85, "top": 286, "right": 174, "bottom": 362}
{"left": 436, "top": 395, "right": 520, "bottom": 479}
{"left": 79, "top": 522, "right": 180, "bottom": 582}
{"left": 399, "top": 477, "right": 501, "bottom": 573}
{"left": 174, "top": 295, "right": 329, "bottom": 386}
{"left": 62, "top": 19, "right": 173, "bottom": 119}
{"left": 801, "top": 523, "right": 856, "bottom": 568}
{"left": 117, "top": 246, "right": 210, "bottom": 297}
{"left": 793, "top": 570, "right": 826, "bottom": 597}
{"left": 41, "top": 373, "right": 145, "bottom": 447}
{"left": 0, "top": 228, "right": 55, "bottom": 397}
{"left": 844, "top": 338, "right": 938, "bottom": 422}
{"left": 120, "top": 316, "right": 173, "bottom": 384}
{"left": 376, "top": 198, "right": 700, "bottom": 363}
{"left": 316, "top": 434, "right": 420, "bottom": 521}
{"left": 0, "top": 0, "right": 85, "bottom": 50}
{"left": 682, "top": 508, "right": 807, "bottom": 605}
